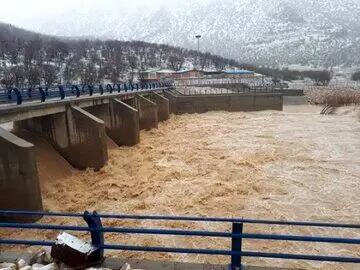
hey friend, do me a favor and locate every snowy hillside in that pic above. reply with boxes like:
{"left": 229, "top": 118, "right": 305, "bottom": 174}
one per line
{"left": 4, "top": 0, "right": 360, "bottom": 66}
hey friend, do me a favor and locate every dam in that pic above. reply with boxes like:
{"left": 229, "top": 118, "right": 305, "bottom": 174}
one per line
{"left": 0, "top": 83, "right": 283, "bottom": 221}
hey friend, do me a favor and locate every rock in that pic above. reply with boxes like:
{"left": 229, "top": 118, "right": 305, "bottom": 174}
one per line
{"left": 58, "top": 263, "right": 72, "bottom": 270}
{"left": 86, "top": 268, "right": 112, "bottom": 270}
{"left": 38, "top": 263, "right": 59, "bottom": 270}
{"left": 0, "top": 263, "right": 16, "bottom": 270}
{"left": 34, "top": 247, "right": 53, "bottom": 265}
{"left": 16, "top": 259, "right": 28, "bottom": 269}
{"left": 40, "top": 247, "right": 53, "bottom": 264}
{"left": 119, "top": 264, "right": 142, "bottom": 270}
{"left": 31, "top": 264, "right": 45, "bottom": 270}
{"left": 120, "top": 264, "right": 131, "bottom": 270}
{"left": 20, "top": 267, "right": 32, "bottom": 270}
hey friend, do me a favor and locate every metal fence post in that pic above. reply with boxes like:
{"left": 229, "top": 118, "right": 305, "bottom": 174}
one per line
{"left": 83, "top": 211, "right": 104, "bottom": 259}
{"left": 229, "top": 222, "right": 243, "bottom": 270}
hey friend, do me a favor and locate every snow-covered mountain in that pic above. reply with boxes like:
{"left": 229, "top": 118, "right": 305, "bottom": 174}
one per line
{"left": 8, "top": 0, "right": 360, "bottom": 66}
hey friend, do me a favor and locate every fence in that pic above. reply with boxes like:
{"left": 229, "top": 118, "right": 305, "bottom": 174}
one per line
{"left": 0, "top": 81, "right": 174, "bottom": 106}
{"left": 0, "top": 210, "right": 359, "bottom": 269}
{"left": 176, "top": 86, "right": 280, "bottom": 96}
{"left": 174, "top": 77, "right": 272, "bottom": 88}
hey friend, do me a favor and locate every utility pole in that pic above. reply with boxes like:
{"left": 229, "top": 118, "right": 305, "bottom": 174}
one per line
{"left": 195, "top": 35, "right": 201, "bottom": 69}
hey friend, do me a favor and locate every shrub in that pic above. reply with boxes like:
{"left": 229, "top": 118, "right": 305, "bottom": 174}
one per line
{"left": 351, "top": 71, "right": 360, "bottom": 81}
{"left": 305, "top": 87, "right": 360, "bottom": 106}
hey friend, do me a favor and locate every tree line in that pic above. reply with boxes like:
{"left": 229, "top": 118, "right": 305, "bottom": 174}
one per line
{"left": 255, "top": 67, "right": 334, "bottom": 86}
{"left": 0, "top": 23, "right": 241, "bottom": 89}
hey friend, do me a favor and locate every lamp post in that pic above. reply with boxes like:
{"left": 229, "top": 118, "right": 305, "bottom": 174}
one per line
{"left": 195, "top": 35, "right": 201, "bottom": 69}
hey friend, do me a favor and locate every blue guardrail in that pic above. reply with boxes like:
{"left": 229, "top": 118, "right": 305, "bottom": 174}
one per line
{"left": 0, "top": 210, "right": 359, "bottom": 269}
{"left": 0, "top": 81, "right": 174, "bottom": 106}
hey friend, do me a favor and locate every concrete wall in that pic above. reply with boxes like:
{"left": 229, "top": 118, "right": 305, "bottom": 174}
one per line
{"left": 149, "top": 92, "right": 170, "bottom": 122}
{"left": 164, "top": 91, "right": 283, "bottom": 114}
{"left": 0, "top": 127, "right": 43, "bottom": 222}
{"left": 14, "top": 106, "right": 108, "bottom": 170}
{"left": 135, "top": 95, "right": 159, "bottom": 130}
{"left": 278, "top": 89, "right": 304, "bottom": 96}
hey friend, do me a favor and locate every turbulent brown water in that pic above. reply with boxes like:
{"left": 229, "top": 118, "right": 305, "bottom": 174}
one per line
{"left": 1, "top": 101, "right": 359, "bottom": 270}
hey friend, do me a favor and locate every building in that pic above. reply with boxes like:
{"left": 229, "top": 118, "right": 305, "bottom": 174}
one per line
{"left": 173, "top": 69, "right": 204, "bottom": 80}
{"left": 139, "top": 69, "right": 159, "bottom": 82}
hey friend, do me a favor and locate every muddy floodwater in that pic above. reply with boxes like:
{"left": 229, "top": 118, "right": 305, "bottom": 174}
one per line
{"left": 1, "top": 100, "right": 360, "bottom": 270}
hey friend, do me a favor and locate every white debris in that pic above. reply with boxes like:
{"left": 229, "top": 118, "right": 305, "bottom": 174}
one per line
{"left": 119, "top": 264, "right": 142, "bottom": 270}
{"left": 0, "top": 263, "right": 16, "bottom": 270}
{"left": 37, "top": 263, "right": 59, "bottom": 270}
{"left": 31, "top": 264, "right": 44, "bottom": 270}
{"left": 16, "top": 259, "right": 27, "bottom": 269}
{"left": 120, "top": 264, "right": 131, "bottom": 270}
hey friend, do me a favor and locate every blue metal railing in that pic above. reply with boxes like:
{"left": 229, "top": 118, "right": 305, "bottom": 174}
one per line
{"left": 0, "top": 81, "right": 175, "bottom": 106}
{"left": 0, "top": 210, "right": 359, "bottom": 269}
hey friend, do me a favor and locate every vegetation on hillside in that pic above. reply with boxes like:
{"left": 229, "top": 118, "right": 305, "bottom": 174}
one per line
{"left": 255, "top": 67, "right": 333, "bottom": 85}
{"left": 0, "top": 23, "right": 241, "bottom": 89}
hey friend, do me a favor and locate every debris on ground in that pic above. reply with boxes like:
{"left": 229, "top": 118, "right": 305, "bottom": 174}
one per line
{"left": 0, "top": 259, "right": 142, "bottom": 270}
{"left": 50, "top": 233, "right": 102, "bottom": 268}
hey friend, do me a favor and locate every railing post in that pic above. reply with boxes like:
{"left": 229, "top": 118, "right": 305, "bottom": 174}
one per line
{"left": 229, "top": 222, "right": 243, "bottom": 270}
{"left": 83, "top": 211, "right": 104, "bottom": 260}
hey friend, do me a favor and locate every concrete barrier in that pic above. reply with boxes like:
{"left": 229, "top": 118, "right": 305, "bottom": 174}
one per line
{"left": 136, "top": 95, "right": 158, "bottom": 130}
{"left": 0, "top": 127, "right": 43, "bottom": 222}
{"left": 164, "top": 91, "right": 283, "bottom": 114}
{"left": 149, "top": 92, "right": 170, "bottom": 122}
{"left": 14, "top": 106, "right": 108, "bottom": 170}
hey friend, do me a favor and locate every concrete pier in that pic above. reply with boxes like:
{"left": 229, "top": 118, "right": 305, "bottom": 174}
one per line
{"left": 85, "top": 100, "right": 140, "bottom": 146}
{"left": 14, "top": 106, "right": 108, "bottom": 170}
{"left": 0, "top": 127, "right": 43, "bottom": 222}
{"left": 149, "top": 92, "right": 170, "bottom": 122}
{"left": 136, "top": 95, "right": 159, "bottom": 130}
{"left": 108, "top": 99, "right": 140, "bottom": 146}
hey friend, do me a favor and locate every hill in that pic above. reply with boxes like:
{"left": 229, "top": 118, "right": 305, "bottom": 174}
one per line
{"left": 0, "top": 23, "right": 242, "bottom": 88}
{"left": 10, "top": 0, "right": 360, "bottom": 67}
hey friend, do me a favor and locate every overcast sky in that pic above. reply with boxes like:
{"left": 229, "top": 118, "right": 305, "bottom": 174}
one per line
{"left": 0, "top": 0, "right": 177, "bottom": 27}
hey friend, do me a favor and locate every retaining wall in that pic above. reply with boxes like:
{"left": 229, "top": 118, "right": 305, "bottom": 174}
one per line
{"left": 164, "top": 91, "right": 283, "bottom": 114}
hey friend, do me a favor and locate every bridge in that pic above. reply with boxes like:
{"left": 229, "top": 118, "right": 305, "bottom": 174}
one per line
{"left": 0, "top": 81, "right": 283, "bottom": 218}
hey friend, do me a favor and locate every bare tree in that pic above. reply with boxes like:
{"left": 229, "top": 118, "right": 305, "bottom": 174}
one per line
{"left": 27, "top": 66, "right": 42, "bottom": 88}
{"left": 0, "top": 67, "right": 15, "bottom": 89}
{"left": 63, "top": 56, "right": 80, "bottom": 84}
{"left": 12, "top": 66, "right": 26, "bottom": 88}
{"left": 167, "top": 55, "right": 184, "bottom": 71}
{"left": 79, "top": 61, "right": 97, "bottom": 85}
{"left": 127, "top": 55, "right": 138, "bottom": 84}
{"left": 23, "top": 37, "right": 42, "bottom": 68}
{"left": 42, "top": 64, "right": 57, "bottom": 87}
{"left": 110, "top": 67, "right": 119, "bottom": 84}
